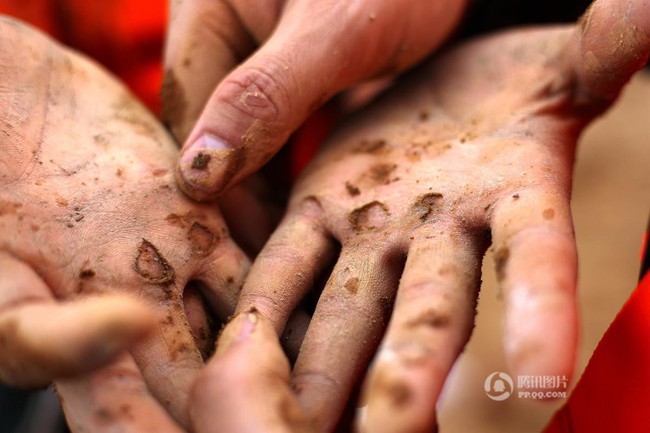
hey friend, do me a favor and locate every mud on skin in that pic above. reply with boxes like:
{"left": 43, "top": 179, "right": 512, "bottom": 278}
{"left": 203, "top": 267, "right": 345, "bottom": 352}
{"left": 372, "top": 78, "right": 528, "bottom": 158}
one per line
{"left": 134, "top": 239, "right": 175, "bottom": 285}
{"left": 249, "top": 15, "right": 643, "bottom": 431}
{"left": 0, "top": 18, "right": 250, "bottom": 429}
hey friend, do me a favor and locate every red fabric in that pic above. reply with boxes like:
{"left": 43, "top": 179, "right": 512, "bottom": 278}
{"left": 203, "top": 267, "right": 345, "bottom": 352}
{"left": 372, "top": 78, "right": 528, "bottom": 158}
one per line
{"left": 543, "top": 271, "right": 650, "bottom": 432}
{"left": 290, "top": 104, "right": 339, "bottom": 179}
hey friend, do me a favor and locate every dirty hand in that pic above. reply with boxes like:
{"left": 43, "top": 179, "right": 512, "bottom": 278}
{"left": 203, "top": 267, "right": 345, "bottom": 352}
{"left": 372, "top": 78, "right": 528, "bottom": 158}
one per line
{"left": 230, "top": 0, "right": 650, "bottom": 431}
{"left": 163, "top": 0, "right": 469, "bottom": 201}
{"left": 190, "top": 311, "right": 315, "bottom": 433}
{"left": 0, "top": 17, "right": 249, "bottom": 431}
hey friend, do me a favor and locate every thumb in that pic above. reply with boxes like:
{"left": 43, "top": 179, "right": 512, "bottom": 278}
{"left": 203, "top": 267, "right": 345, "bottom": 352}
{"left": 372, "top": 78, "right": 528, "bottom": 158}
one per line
{"left": 175, "top": 1, "right": 467, "bottom": 200}
{"left": 175, "top": 29, "right": 345, "bottom": 200}
{"left": 572, "top": 0, "right": 650, "bottom": 108}
{"left": 162, "top": 0, "right": 277, "bottom": 143}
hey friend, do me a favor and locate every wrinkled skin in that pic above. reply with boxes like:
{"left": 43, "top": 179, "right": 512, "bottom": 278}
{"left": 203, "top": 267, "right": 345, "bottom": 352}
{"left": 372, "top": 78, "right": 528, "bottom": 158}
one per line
{"left": 164, "top": 0, "right": 469, "bottom": 201}
{"left": 212, "top": 1, "right": 650, "bottom": 432}
{"left": 0, "top": 17, "right": 250, "bottom": 431}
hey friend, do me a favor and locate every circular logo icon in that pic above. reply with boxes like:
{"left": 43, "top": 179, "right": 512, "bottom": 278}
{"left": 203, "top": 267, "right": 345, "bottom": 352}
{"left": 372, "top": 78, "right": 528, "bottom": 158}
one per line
{"left": 484, "top": 372, "right": 513, "bottom": 401}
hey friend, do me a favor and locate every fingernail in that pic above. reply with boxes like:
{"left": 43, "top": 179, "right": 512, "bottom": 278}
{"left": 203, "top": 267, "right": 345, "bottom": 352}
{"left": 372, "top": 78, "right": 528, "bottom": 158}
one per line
{"left": 216, "top": 310, "right": 258, "bottom": 354}
{"left": 177, "top": 134, "right": 245, "bottom": 200}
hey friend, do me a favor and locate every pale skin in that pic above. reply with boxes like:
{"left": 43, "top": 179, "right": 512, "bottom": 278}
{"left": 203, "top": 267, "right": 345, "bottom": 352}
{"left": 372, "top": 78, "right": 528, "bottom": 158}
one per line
{"left": 0, "top": 16, "right": 250, "bottom": 431}
{"left": 193, "top": 0, "right": 650, "bottom": 432}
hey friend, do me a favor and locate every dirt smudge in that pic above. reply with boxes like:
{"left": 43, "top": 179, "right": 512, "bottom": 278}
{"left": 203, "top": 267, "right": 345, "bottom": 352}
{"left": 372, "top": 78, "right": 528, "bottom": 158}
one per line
{"left": 160, "top": 69, "right": 187, "bottom": 132}
{"left": 406, "top": 309, "right": 450, "bottom": 329}
{"left": 412, "top": 193, "right": 443, "bottom": 222}
{"left": 134, "top": 239, "right": 175, "bottom": 285}
{"left": 494, "top": 246, "right": 510, "bottom": 282}
{"left": 79, "top": 269, "right": 95, "bottom": 279}
{"left": 368, "top": 163, "right": 398, "bottom": 185}
{"left": 354, "top": 138, "right": 388, "bottom": 154}
{"left": 188, "top": 222, "right": 219, "bottom": 256}
{"left": 0, "top": 200, "right": 22, "bottom": 216}
{"left": 55, "top": 196, "right": 68, "bottom": 208}
{"left": 348, "top": 201, "right": 390, "bottom": 231}
{"left": 345, "top": 181, "right": 361, "bottom": 197}
{"left": 191, "top": 153, "right": 211, "bottom": 170}
{"left": 344, "top": 277, "right": 360, "bottom": 294}
{"left": 543, "top": 208, "right": 556, "bottom": 220}
{"left": 165, "top": 213, "right": 185, "bottom": 228}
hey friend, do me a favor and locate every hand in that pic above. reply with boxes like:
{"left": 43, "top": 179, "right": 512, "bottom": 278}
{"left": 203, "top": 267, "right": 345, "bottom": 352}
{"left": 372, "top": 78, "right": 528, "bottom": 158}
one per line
{"left": 163, "top": 0, "right": 469, "bottom": 201}
{"left": 231, "top": 0, "right": 650, "bottom": 431}
{"left": 191, "top": 311, "right": 313, "bottom": 433}
{"left": 0, "top": 17, "right": 249, "bottom": 430}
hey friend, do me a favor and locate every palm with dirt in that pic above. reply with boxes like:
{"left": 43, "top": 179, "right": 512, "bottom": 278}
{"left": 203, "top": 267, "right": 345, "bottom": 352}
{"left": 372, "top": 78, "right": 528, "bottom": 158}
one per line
{"left": 0, "top": 17, "right": 249, "bottom": 432}
{"left": 224, "top": 1, "right": 650, "bottom": 432}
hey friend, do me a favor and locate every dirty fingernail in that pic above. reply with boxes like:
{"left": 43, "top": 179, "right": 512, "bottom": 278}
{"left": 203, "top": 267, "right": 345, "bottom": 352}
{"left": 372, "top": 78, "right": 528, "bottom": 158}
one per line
{"left": 177, "top": 134, "right": 245, "bottom": 201}
{"left": 216, "top": 310, "right": 259, "bottom": 355}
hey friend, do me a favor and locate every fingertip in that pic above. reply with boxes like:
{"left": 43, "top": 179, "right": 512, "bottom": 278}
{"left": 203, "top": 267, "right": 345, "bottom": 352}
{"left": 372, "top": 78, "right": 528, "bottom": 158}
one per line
{"left": 504, "top": 292, "right": 578, "bottom": 396}
{"left": 574, "top": 0, "right": 650, "bottom": 104}
{"left": 359, "top": 344, "right": 444, "bottom": 433}
{"left": 176, "top": 135, "right": 246, "bottom": 201}
{"left": 192, "top": 311, "right": 300, "bottom": 433}
{"left": 0, "top": 296, "right": 157, "bottom": 388}
{"left": 214, "top": 310, "right": 260, "bottom": 356}
{"left": 46, "top": 295, "right": 159, "bottom": 368}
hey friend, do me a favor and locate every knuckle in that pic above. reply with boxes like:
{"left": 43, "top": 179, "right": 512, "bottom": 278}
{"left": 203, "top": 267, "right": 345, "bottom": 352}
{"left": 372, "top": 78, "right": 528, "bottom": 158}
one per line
{"left": 237, "top": 291, "right": 286, "bottom": 322}
{"left": 292, "top": 369, "right": 339, "bottom": 393}
{"left": 218, "top": 61, "right": 291, "bottom": 125}
{"left": 258, "top": 240, "right": 305, "bottom": 266}
{"left": 400, "top": 306, "right": 453, "bottom": 331}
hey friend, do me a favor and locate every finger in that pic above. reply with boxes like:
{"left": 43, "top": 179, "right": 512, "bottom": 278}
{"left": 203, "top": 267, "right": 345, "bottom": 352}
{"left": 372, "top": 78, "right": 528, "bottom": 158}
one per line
{"left": 570, "top": 0, "right": 650, "bottom": 108}
{"left": 185, "top": 238, "right": 251, "bottom": 359}
{"left": 192, "top": 237, "right": 251, "bottom": 320}
{"left": 359, "top": 230, "right": 483, "bottom": 433}
{"left": 176, "top": 1, "right": 456, "bottom": 200}
{"left": 129, "top": 224, "right": 251, "bottom": 426}
{"left": 164, "top": 0, "right": 281, "bottom": 142}
{"left": 491, "top": 190, "right": 578, "bottom": 383}
{"left": 129, "top": 291, "right": 204, "bottom": 428}
{"left": 0, "top": 253, "right": 155, "bottom": 388}
{"left": 235, "top": 197, "right": 335, "bottom": 333}
{"left": 192, "top": 311, "right": 315, "bottom": 433}
{"left": 56, "top": 354, "right": 183, "bottom": 433}
{"left": 292, "top": 245, "right": 403, "bottom": 432}
{"left": 196, "top": 226, "right": 312, "bottom": 362}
